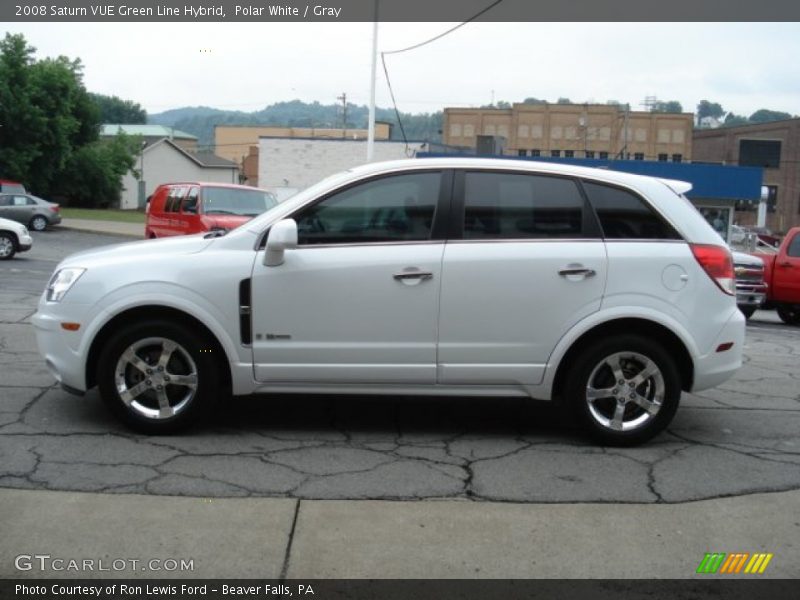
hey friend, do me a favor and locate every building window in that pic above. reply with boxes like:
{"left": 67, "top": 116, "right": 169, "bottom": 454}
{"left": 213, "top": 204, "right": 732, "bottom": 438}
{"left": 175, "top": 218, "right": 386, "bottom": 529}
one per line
{"left": 739, "top": 139, "right": 781, "bottom": 169}
{"left": 764, "top": 185, "right": 778, "bottom": 213}
{"left": 599, "top": 151, "right": 609, "bottom": 160}
{"left": 531, "top": 149, "right": 541, "bottom": 157}
{"left": 672, "top": 154, "right": 682, "bottom": 163}
{"left": 518, "top": 149, "right": 527, "bottom": 157}
{"left": 551, "top": 150, "right": 561, "bottom": 157}
{"left": 634, "top": 153, "right": 644, "bottom": 161}
{"left": 585, "top": 151, "right": 595, "bottom": 159}
{"left": 463, "top": 124, "right": 475, "bottom": 137}
{"left": 658, "top": 153, "right": 668, "bottom": 162}
{"left": 565, "top": 150, "right": 574, "bottom": 158}
{"left": 449, "top": 123, "right": 462, "bottom": 138}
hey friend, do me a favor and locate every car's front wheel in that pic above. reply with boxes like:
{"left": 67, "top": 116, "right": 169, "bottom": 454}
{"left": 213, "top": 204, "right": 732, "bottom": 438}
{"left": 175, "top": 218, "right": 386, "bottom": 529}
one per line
{"left": 777, "top": 305, "right": 800, "bottom": 326}
{"left": 565, "top": 335, "right": 681, "bottom": 446}
{"left": 739, "top": 305, "right": 757, "bottom": 319}
{"left": 0, "top": 232, "right": 16, "bottom": 260}
{"left": 30, "top": 215, "right": 48, "bottom": 232}
{"left": 96, "top": 320, "right": 220, "bottom": 433}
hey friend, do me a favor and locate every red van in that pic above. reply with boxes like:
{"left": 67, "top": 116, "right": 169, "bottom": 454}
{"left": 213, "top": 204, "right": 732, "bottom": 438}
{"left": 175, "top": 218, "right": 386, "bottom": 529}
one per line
{"left": 145, "top": 182, "right": 278, "bottom": 238}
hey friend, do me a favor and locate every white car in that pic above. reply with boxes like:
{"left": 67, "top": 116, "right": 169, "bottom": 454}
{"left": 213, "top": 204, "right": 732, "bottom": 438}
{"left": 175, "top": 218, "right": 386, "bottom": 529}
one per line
{"left": 33, "top": 159, "right": 745, "bottom": 445}
{"left": 0, "top": 216, "right": 33, "bottom": 260}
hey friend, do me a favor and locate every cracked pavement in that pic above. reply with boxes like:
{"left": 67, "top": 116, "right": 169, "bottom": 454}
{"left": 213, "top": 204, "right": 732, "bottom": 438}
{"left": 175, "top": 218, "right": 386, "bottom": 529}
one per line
{"left": 2, "top": 229, "right": 800, "bottom": 503}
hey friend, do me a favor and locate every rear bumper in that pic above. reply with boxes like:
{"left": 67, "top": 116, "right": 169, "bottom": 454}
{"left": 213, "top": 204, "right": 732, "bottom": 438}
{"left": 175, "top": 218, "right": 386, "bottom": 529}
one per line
{"left": 691, "top": 309, "right": 746, "bottom": 392}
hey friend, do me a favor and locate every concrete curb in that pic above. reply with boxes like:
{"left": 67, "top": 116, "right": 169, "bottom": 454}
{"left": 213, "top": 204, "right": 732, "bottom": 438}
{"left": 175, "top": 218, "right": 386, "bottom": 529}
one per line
{"left": 56, "top": 219, "right": 143, "bottom": 238}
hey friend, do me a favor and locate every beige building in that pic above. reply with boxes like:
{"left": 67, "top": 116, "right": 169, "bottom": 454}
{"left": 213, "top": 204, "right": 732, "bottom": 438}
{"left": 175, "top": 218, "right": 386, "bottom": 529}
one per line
{"left": 693, "top": 119, "right": 800, "bottom": 232}
{"left": 443, "top": 104, "right": 693, "bottom": 162}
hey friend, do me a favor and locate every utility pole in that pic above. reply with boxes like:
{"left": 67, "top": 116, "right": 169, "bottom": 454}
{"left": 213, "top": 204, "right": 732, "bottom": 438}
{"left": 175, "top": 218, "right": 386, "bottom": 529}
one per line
{"left": 337, "top": 92, "right": 348, "bottom": 136}
{"left": 367, "top": 1, "right": 379, "bottom": 161}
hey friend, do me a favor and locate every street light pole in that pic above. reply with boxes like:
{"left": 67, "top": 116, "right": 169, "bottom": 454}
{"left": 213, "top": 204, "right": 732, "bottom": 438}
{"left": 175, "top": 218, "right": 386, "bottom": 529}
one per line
{"left": 366, "top": 0, "right": 378, "bottom": 162}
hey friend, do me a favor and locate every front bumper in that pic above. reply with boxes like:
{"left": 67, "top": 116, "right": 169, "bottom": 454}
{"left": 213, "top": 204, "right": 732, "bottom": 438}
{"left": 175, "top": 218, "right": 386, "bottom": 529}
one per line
{"left": 18, "top": 233, "right": 33, "bottom": 252}
{"left": 32, "top": 301, "right": 91, "bottom": 392}
{"left": 735, "top": 283, "right": 767, "bottom": 307}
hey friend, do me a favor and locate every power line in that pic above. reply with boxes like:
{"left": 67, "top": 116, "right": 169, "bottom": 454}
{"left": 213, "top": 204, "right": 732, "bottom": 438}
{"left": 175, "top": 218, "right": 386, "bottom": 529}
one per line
{"left": 379, "top": 0, "right": 506, "bottom": 155}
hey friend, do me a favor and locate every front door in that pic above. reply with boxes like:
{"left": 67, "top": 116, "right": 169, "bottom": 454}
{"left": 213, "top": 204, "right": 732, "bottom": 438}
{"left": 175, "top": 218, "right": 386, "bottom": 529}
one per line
{"left": 250, "top": 170, "right": 447, "bottom": 384}
{"left": 773, "top": 231, "right": 800, "bottom": 303}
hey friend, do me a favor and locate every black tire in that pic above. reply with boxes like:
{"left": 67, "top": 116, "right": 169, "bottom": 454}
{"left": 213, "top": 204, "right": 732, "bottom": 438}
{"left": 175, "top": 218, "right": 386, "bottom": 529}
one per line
{"left": 777, "top": 305, "right": 800, "bottom": 326}
{"left": 29, "top": 215, "right": 48, "bottom": 232}
{"left": 564, "top": 334, "right": 681, "bottom": 446}
{"left": 96, "top": 320, "right": 221, "bottom": 433}
{"left": 0, "top": 232, "right": 16, "bottom": 260}
{"left": 739, "top": 305, "right": 757, "bottom": 319}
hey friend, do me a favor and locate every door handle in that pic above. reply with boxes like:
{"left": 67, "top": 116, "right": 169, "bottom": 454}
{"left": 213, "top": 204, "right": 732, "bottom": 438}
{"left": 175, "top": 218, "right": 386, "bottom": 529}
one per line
{"left": 778, "top": 261, "right": 792, "bottom": 267}
{"left": 558, "top": 265, "right": 596, "bottom": 278}
{"left": 393, "top": 271, "right": 433, "bottom": 281}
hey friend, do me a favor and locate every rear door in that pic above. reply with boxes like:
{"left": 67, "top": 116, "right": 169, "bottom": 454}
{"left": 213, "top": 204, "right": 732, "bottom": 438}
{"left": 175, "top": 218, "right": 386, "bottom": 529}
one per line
{"left": 773, "top": 231, "right": 800, "bottom": 303}
{"left": 437, "top": 170, "right": 607, "bottom": 386}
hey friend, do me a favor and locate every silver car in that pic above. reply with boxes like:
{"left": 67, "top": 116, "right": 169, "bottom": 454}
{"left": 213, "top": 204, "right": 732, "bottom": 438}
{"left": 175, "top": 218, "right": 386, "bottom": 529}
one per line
{"left": 0, "top": 193, "right": 62, "bottom": 231}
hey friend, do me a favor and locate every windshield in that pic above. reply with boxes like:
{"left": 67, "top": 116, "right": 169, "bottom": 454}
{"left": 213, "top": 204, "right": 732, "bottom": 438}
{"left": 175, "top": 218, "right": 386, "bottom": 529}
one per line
{"left": 201, "top": 187, "right": 277, "bottom": 217}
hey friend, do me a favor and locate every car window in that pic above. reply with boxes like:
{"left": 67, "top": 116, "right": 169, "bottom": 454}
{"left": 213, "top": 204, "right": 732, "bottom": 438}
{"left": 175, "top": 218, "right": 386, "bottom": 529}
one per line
{"left": 167, "top": 187, "right": 188, "bottom": 213}
{"left": 0, "top": 195, "right": 10, "bottom": 207}
{"left": 582, "top": 181, "right": 682, "bottom": 240}
{"left": 26, "top": 197, "right": 37, "bottom": 206}
{"left": 201, "top": 187, "right": 277, "bottom": 217}
{"left": 182, "top": 187, "right": 199, "bottom": 214}
{"left": 12, "top": 196, "right": 29, "bottom": 206}
{"left": 787, "top": 234, "right": 800, "bottom": 258}
{"left": 293, "top": 172, "right": 440, "bottom": 245}
{"left": 463, "top": 172, "right": 585, "bottom": 239}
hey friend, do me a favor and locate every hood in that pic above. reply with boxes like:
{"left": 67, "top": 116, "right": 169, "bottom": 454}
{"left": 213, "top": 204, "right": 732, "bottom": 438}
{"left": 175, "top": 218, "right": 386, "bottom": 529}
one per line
{"left": 60, "top": 234, "right": 214, "bottom": 269}
{"left": 731, "top": 250, "right": 764, "bottom": 267}
{"left": 202, "top": 215, "right": 253, "bottom": 230}
{"left": 0, "top": 217, "right": 26, "bottom": 233}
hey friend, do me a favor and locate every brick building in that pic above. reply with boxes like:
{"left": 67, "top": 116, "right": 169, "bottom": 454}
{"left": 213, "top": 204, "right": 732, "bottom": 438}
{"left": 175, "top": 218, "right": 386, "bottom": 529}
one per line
{"left": 693, "top": 119, "right": 800, "bottom": 232}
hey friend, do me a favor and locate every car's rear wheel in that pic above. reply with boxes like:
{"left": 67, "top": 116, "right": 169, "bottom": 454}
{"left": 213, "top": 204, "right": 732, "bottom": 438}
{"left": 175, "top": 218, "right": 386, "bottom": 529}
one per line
{"left": 96, "top": 320, "right": 220, "bottom": 433}
{"left": 29, "top": 215, "right": 48, "bottom": 231}
{"left": 777, "top": 305, "right": 800, "bottom": 326}
{"left": 0, "top": 232, "right": 16, "bottom": 260}
{"left": 565, "top": 335, "right": 681, "bottom": 446}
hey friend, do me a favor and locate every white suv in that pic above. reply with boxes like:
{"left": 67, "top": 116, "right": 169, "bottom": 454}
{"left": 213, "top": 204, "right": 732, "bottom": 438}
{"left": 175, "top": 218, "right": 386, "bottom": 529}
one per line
{"left": 33, "top": 159, "right": 744, "bottom": 445}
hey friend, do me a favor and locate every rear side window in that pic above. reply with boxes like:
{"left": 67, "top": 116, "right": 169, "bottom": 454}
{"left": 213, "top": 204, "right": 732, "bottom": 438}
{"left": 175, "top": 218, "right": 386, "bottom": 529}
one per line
{"left": 182, "top": 187, "right": 199, "bottom": 214}
{"left": 463, "top": 172, "right": 587, "bottom": 239}
{"left": 582, "top": 182, "right": 681, "bottom": 240}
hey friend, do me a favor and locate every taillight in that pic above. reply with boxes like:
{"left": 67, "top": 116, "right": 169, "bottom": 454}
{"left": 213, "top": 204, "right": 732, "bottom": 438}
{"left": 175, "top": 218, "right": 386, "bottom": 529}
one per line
{"left": 51, "top": 204, "right": 60, "bottom": 213}
{"left": 691, "top": 244, "right": 735, "bottom": 295}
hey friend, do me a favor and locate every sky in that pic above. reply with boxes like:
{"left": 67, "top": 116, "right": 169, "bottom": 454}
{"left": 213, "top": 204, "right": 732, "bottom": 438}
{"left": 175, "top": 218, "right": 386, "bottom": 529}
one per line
{"left": 2, "top": 21, "right": 799, "bottom": 118}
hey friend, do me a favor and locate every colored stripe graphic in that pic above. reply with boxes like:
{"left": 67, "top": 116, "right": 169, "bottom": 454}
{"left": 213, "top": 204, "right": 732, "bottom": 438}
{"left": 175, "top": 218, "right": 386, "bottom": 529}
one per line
{"left": 720, "top": 553, "right": 749, "bottom": 573}
{"left": 744, "top": 553, "right": 774, "bottom": 574}
{"left": 697, "top": 553, "right": 726, "bottom": 574}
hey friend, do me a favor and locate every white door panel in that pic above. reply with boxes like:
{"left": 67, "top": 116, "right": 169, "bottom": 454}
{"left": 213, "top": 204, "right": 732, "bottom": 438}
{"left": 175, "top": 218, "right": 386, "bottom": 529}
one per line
{"left": 438, "top": 241, "right": 607, "bottom": 385}
{"left": 251, "top": 244, "right": 444, "bottom": 383}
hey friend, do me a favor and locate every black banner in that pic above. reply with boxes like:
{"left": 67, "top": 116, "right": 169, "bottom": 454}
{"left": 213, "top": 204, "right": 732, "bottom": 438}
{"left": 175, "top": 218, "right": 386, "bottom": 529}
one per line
{"left": 3, "top": 0, "right": 800, "bottom": 22}
{"left": 2, "top": 580, "right": 799, "bottom": 600}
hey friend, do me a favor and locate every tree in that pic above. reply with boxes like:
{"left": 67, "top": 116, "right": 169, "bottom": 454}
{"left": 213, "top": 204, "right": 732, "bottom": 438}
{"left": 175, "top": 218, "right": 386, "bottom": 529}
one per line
{"left": 748, "top": 109, "right": 792, "bottom": 123}
{"left": 651, "top": 100, "right": 683, "bottom": 113}
{"left": 522, "top": 97, "right": 547, "bottom": 105}
{"left": 697, "top": 100, "right": 724, "bottom": 121}
{"left": 54, "top": 133, "right": 140, "bottom": 207}
{"left": 90, "top": 93, "right": 147, "bottom": 124}
{"left": 0, "top": 33, "right": 137, "bottom": 206}
{"left": 556, "top": 97, "right": 572, "bottom": 104}
{"left": 724, "top": 113, "right": 748, "bottom": 127}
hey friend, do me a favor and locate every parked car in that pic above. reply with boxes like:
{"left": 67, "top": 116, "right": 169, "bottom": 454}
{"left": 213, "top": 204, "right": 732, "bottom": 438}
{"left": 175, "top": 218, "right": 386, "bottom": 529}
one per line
{"left": 0, "top": 216, "right": 33, "bottom": 260}
{"left": 145, "top": 182, "right": 277, "bottom": 238}
{"left": 33, "top": 159, "right": 745, "bottom": 445}
{"left": 749, "top": 226, "right": 781, "bottom": 249}
{"left": 755, "top": 226, "right": 800, "bottom": 324}
{"left": 731, "top": 251, "right": 767, "bottom": 318}
{"left": 0, "top": 179, "right": 27, "bottom": 194}
{"left": 0, "top": 193, "right": 61, "bottom": 231}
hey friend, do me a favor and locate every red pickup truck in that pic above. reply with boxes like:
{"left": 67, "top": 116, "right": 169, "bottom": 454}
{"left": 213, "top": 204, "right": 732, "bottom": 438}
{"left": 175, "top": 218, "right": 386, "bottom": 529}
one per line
{"left": 758, "top": 226, "right": 800, "bottom": 324}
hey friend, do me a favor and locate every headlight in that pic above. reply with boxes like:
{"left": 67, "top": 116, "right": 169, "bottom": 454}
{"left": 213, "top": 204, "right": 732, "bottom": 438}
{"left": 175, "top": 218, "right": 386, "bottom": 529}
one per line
{"left": 46, "top": 268, "right": 86, "bottom": 302}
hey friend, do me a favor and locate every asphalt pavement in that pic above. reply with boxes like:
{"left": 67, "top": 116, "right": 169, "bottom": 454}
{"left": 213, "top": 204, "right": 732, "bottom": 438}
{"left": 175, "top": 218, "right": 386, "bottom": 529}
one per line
{"left": 1, "top": 224, "right": 799, "bottom": 579}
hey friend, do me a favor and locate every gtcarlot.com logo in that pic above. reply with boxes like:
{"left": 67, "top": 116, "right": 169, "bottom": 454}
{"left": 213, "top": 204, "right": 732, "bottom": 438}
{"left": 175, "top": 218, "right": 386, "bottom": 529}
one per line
{"left": 696, "top": 552, "right": 773, "bottom": 574}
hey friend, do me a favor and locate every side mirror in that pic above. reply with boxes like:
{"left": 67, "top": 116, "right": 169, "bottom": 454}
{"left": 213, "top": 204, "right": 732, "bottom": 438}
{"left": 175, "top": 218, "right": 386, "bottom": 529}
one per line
{"left": 264, "top": 218, "right": 298, "bottom": 266}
